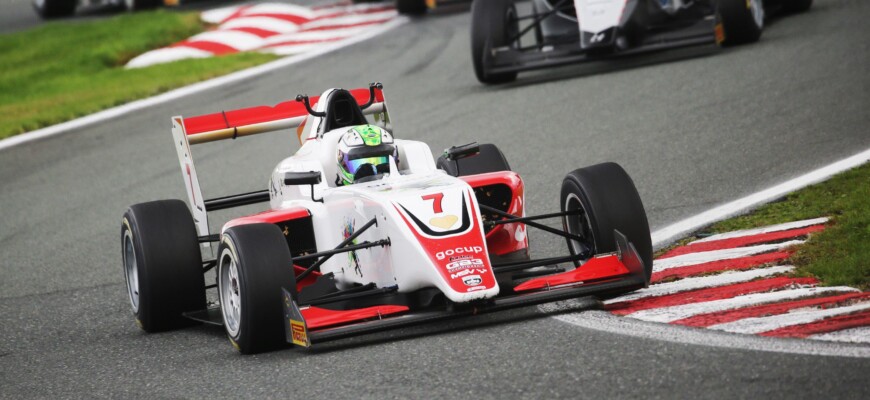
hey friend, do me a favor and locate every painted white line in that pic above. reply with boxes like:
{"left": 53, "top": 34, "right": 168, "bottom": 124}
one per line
{"left": 627, "top": 286, "right": 858, "bottom": 323}
{"left": 604, "top": 266, "right": 796, "bottom": 304}
{"left": 690, "top": 217, "right": 829, "bottom": 244}
{"left": 708, "top": 301, "right": 870, "bottom": 334}
{"left": 0, "top": 17, "right": 408, "bottom": 152}
{"left": 650, "top": 147, "right": 870, "bottom": 247}
{"left": 810, "top": 327, "right": 870, "bottom": 344}
{"left": 652, "top": 240, "right": 804, "bottom": 272}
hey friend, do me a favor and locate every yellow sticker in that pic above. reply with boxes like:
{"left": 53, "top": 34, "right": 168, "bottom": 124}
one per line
{"left": 425, "top": 0, "right": 436, "bottom": 9}
{"left": 290, "top": 320, "right": 309, "bottom": 347}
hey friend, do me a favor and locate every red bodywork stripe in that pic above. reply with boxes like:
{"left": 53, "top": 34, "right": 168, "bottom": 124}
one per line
{"left": 223, "top": 207, "right": 311, "bottom": 230}
{"left": 172, "top": 40, "right": 239, "bottom": 55}
{"left": 301, "top": 305, "right": 409, "bottom": 330}
{"left": 672, "top": 292, "right": 870, "bottom": 328}
{"left": 606, "top": 277, "right": 819, "bottom": 315}
{"left": 759, "top": 310, "right": 870, "bottom": 338}
{"left": 658, "top": 225, "right": 825, "bottom": 259}
{"left": 183, "top": 87, "right": 384, "bottom": 136}
{"left": 651, "top": 251, "right": 792, "bottom": 283}
{"left": 513, "top": 255, "right": 629, "bottom": 292}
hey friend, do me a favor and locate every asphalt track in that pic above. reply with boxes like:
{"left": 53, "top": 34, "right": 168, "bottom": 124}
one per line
{"left": 1, "top": 0, "right": 869, "bottom": 397}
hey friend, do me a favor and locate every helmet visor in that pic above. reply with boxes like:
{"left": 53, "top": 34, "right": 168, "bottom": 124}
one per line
{"left": 344, "top": 156, "right": 390, "bottom": 176}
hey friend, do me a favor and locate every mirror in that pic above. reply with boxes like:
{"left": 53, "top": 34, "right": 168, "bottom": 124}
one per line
{"left": 284, "top": 171, "right": 322, "bottom": 186}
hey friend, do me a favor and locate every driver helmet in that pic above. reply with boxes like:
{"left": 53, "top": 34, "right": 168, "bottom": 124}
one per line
{"left": 336, "top": 125, "right": 398, "bottom": 186}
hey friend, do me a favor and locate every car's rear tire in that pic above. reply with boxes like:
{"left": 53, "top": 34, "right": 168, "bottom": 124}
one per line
{"left": 782, "top": 0, "right": 812, "bottom": 13}
{"left": 560, "top": 163, "right": 652, "bottom": 278}
{"left": 436, "top": 143, "right": 511, "bottom": 177}
{"left": 471, "top": 0, "right": 519, "bottom": 84}
{"left": 718, "top": 0, "right": 764, "bottom": 46}
{"left": 124, "top": 0, "right": 161, "bottom": 11}
{"left": 121, "top": 200, "right": 206, "bottom": 332}
{"left": 396, "top": 0, "right": 427, "bottom": 15}
{"left": 218, "top": 224, "right": 296, "bottom": 354}
{"left": 32, "top": 0, "right": 76, "bottom": 18}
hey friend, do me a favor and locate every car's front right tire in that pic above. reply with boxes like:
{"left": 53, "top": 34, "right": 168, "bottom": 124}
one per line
{"left": 218, "top": 224, "right": 296, "bottom": 354}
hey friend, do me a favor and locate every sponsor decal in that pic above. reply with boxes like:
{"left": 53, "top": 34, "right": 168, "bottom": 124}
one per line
{"left": 467, "top": 286, "right": 487, "bottom": 292}
{"left": 342, "top": 217, "right": 363, "bottom": 277}
{"left": 450, "top": 267, "right": 488, "bottom": 279}
{"left": 289, "top": 320, "right": 309, "bottom": 347}
{"left": 462, "top": 275, "right": 483, "bottom": 287}
{"left": 436, "top": 246, "right": 483, "bottom": 261}
{"left": 429, "top": 214, "right": 458, "bottom": 229}
{"left": 447, "top": 258, "right": 485, "bottom": 272}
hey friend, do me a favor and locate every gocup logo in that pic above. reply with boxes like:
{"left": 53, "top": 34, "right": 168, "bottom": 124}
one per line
{"left": 435, "top": 246, "right": 483, "bottom": 261}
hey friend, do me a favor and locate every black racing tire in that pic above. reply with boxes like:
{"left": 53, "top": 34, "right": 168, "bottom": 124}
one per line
{"left": 436, "top": 143, "right": 511, "bottom": 177}
{"left": 471, "top": 0, "right": 519, "bottom": 84}
{"left": 396, "top": 0, "right": 427, "bottom": 15}
{"left": 32, "top": 0, "right": 76, "bottom": 18}
{"left": 560, "top": 163, "right": 653, "bottom": 278}
{"left": 121, "top": 200, "right": 206, "bottom": 333}
{"left": 717, "top": 0, "right": 764, "bottom": 46}
{"left": 217, "top": 224, "right": 296, "bottom": 354}
{"left": 782, "top": 0, "right": 812, "bottom": 13}
{"left": 124, "top": 0, "right": 161, "bottom": 11}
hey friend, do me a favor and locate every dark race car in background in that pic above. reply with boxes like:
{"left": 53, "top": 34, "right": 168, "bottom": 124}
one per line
{"left": 471, "top": 0, "right": 814, "bottom": 84}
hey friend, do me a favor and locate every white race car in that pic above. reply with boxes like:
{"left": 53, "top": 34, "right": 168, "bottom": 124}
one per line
{"left": 121, "top": 83, "right": 653, "bottom": 353}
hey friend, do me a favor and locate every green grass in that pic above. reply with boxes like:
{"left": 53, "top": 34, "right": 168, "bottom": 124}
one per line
{"left": 703, "top": 163, "right": 870, "bottom": 290}
{"left": 0, "top": 10, "right": 277, "bottom": 139}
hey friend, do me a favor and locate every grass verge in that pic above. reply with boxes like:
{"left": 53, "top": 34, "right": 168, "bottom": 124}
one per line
{"left": 0, "top": 10, "right": 277, "bottom": 139}
{"left": 700, "top": 162, "right": 870, "bottom": 290}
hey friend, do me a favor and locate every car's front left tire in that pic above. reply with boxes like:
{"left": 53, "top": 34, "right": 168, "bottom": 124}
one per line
{"left": 718, "top": 0, "right": 764, "bottom": 46}
{"left": 471, "top": 0, "right": 520, "bottom": 84}
{"left": 218, "top": 224, "right": 296, "bottom": 354}
{"left": 32, "top": 0, "right": 76, "bottom": 18}
{"left": 560, "top": 163, "right": 653, "bottom": 279}
{"left": 121, "top": 200, "right": 206, "bottom": 332}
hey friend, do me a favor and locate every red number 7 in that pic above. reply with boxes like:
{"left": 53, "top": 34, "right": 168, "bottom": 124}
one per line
{"left": 422, "top": 193, "right": 444, "bottom": 213}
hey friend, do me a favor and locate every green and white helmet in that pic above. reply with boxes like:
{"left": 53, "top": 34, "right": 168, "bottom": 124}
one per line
{"left": 336, "top": 125, "right": 397, "bottom": 186}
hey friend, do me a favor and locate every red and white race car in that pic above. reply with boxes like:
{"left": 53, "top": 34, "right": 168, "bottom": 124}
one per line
{"left": 121, "top": 83, "right": 654, "bottom": 354}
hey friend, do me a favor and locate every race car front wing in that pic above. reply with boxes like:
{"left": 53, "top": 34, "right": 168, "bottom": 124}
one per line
{"left": 283, "top": 231, "right": 647, "bottom": 347}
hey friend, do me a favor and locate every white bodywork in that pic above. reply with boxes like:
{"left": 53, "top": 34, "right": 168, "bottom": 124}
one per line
{"left": 173, "top": 88, "right": 502, "bottom": 303}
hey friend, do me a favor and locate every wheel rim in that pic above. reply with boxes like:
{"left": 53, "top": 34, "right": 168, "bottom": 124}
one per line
{"left": 122, "top": 230, "right": 140, "bottom": 313}
{"left": 564, "top": 193, "right": 595, "bottom": 260}
{"left": 218, "top": 247, "right": 242, "bottom": 338}
{"left": 749, "top": 0, "right": 765, "bottom": 28}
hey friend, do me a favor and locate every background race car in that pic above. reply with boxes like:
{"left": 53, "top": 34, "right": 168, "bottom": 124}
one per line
{"left": 121, "top": 83, "right": 654, "bottom": 353}
{"left": 470, "top": 0, "right": 814, "bottom": 84}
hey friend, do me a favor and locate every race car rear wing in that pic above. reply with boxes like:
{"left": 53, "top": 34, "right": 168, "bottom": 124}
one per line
{"left": 170, "top": 85, "right": 389, "bottom": 244}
